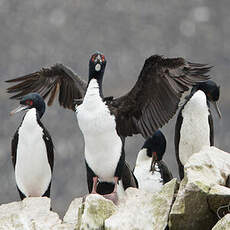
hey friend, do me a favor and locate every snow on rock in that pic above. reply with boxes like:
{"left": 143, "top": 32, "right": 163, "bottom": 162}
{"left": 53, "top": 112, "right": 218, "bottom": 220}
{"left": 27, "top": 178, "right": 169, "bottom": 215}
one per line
{"left": 105, "top": 178, "right": 178, "bottom": 230}
{"left": 0, "top": 197, "right": 62, "bottom": 229}
{"left": 169, "top": 146, "right": 230, "bottom": 230}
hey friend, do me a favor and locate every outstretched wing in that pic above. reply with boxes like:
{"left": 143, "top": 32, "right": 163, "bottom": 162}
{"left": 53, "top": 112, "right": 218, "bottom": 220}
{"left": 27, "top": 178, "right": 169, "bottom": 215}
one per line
{"left": 6, "top": 64, "right": 87, "bottom": 110}
{"left": 108, "top": 55, "right": 211, "bottom": 138}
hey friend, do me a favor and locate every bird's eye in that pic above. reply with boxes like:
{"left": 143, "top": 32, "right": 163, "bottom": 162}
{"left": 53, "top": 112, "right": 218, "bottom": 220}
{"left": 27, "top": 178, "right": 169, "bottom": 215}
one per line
{"left": 26, "top": 100, "right": 33, "bottom": 106}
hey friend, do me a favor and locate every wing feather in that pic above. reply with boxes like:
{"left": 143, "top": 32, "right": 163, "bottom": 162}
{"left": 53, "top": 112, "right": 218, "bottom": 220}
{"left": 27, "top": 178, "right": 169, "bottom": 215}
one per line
{"left": 109, "top": 55, "right": 211, "bottom": 138}
{"left": 6, "top": 64, "right": 87, "bottom": 110}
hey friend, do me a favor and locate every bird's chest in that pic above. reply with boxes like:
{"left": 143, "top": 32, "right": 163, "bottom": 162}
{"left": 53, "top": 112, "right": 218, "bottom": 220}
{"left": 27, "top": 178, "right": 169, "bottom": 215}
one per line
{"left": 77, "top": 100, "right": 114, "bottom": 135}
{"left": 15, "top": 109, "right": 51, "bottom": 196}
{"left": 179, "top": 91, "right": 210, "bottom": 165}
{"left": 134, "top": 161, "right": 163, "bottom": 193}
{"left": 76, "top": 82, "right": 122, "bottom": 181}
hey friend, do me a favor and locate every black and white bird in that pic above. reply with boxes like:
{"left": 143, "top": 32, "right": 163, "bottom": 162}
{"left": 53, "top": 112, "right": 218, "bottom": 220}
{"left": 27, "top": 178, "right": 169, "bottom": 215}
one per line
{"left": 10, "top": 93, "right": 54, "bottom": 199}
{"left": 175, "top": 80, "right": 221, "bottom": 180}
{"left": 6, "top": 52, "right": 210, "bottom": 201}
{"left": 134, "top": 130, "right": 172, "bottom": 193}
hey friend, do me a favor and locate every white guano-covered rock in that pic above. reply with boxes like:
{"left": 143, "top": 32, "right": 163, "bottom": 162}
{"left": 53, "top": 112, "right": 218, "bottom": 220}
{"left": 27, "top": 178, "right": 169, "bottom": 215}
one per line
{"left": 63, "top": 197, "right": 83, "bottom": 227}
{"left": 0, "top": 197, "right": 62, "bottom": 230}
{"left": 79, "top": 194, "right": 117, "bottom": 230}
{"left": 212, "top": 214, "right": 230, "bottom": 230}
{"left": 64, "top": 194, "right": 117, "bottom": 230}
{"left": 169, "top": 146, "right": 230, "bottom": 230}
{"left": 105, "top": 178, "right": 178, "bottom": 230}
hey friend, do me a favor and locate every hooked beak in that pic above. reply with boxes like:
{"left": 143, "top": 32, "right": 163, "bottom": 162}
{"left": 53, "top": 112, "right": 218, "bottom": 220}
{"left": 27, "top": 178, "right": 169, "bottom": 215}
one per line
{"left": 73, "top": 98, "right": 83, "bottom": 106}
{"left": 94, "top": 54, "right": 103, "bottom": 72}
{"left": 10, "top": 105, "right": 29, "bottom": 116}
{"left": 95, "top": 63, "right": 101, "bottom": 71}
{"left": 150, "top": 152, "right": 157, "bottom": 173}
{"left": 211, "top": 101, "right": 221, "bottom": 118}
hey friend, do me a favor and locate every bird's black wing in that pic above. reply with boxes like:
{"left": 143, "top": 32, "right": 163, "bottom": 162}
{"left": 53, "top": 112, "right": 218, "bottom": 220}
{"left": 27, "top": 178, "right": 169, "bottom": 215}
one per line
{"left": 6, "top": 64, "right": 87, "bottom": 110}
{"left": 121, "top": 161, "right": 138, "bottom": 189}
{"left": 38, "top": 121, "right": 54, "bottom": 171}
{"left": 208, "top": 111, "right": 214, "bottom": 146}
{"left": 158, "top": 161, "right": 173, "bottom": 184}
{"left": 108, "top": 55, "right": 211, "bottom": 138}
{"left": 174, "top": 108, "right": 185, "bottom": 180}
{"left": 11, "top": 130, "right": 19, "bottom": 168}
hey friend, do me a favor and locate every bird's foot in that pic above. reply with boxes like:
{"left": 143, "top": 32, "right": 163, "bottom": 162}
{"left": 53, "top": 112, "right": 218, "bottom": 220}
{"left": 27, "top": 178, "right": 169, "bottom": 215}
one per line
{"left": 102, "top": 192, "right": 118, "bottom": 205}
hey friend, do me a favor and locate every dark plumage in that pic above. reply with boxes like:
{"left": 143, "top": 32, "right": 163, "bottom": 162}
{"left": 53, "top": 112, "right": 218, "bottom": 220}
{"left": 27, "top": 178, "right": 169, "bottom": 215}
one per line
{"left": 6, "top": 54, "right": 211, "bottom": 138}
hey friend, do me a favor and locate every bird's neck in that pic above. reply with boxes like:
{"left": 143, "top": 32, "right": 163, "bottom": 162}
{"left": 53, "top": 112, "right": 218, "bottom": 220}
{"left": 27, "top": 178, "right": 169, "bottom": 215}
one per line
{"left": 87, "top": 77, "right": 104, "bottom": 98}
{"left": 190, "top": 90, "right": 209, "bottom": 107}
{"left": 22, "top": 108, "right": 40, "bottom": 128}
{"left": 136, "top": 149, "right": 149, "bottom": 164}
{"left": 186, "top": 88, "right": 209, "bottom": 108}
{"left": 84, "top": 79, "right": 103, "bottom": 102}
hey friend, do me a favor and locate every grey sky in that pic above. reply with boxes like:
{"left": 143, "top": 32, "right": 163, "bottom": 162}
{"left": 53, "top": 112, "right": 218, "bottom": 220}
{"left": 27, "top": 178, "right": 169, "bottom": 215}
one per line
{"left": 0, "top": 0, "right": 229, "bottom": 216}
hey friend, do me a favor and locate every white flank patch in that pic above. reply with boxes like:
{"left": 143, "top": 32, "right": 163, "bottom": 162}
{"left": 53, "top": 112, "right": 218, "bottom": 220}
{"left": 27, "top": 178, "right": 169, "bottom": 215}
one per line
{"left": 179, "top": 90, "right": 210, "bottom": 165}
{"left": 134, "top": 149, "right": 163, "bottom": 193}
{"left": 76, "top": 79, "right": 122, "bottom": 182}
{"left": 15, "top": 108, "right": 51, "bottom": 197}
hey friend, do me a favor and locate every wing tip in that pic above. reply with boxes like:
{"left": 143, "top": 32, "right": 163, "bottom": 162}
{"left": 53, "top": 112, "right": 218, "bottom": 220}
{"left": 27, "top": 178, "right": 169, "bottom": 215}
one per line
{"left": 5, "top": 78, "right": 20, "bottom": 83}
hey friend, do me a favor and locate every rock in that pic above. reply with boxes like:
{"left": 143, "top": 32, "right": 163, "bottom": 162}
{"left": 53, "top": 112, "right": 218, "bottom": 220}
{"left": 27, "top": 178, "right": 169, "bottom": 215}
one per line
{"left": 169, "top": 146, "right": 230, "bottom": 230}
{"left": 208, "top": 185, "right": 230, "bottom": 219}
{"left": 212, "top": 214, "right": 230, "bottom": 229}
{"left": 152, "top": 178, "right": 179, "bottom": 230}
{"left": 0, "top": 197, "right": 62, "bottom": 229}
{"left": 80, "top": 195, "right": 117, "bottom": 230}
{"left": 3, "top": 147, "right": 230, "bottom": 230}
{"left": 105, "top": 178, "right": 178, "bottom": 230}
{"left": 63, "top": 197, "right": 83, "bottom": 227}
{"left": 64, "top": 194, "right": 117, "bottom": 230}
{"left": 52, "top": 223, "right": 74, "bottom": 230}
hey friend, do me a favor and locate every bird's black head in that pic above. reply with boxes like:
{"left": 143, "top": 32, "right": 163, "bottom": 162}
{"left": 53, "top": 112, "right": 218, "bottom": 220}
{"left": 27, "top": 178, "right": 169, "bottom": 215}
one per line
{"left": 142, "top": 130, "right": 166, "bottom": 161}
{"left": 194, "top": 80, "right": 221, "bottom": 118}
{"left": 196, "top": 80, "right": 220, "bottom": 102}
{"left": 88, "top": 52, "right": 107, "bottom": 81}
{"left": 10, "top": 93, "right": 46, "bottom": 118}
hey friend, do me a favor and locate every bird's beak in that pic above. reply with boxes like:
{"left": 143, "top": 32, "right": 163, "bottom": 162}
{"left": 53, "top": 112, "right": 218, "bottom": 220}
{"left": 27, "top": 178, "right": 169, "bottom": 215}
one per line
{"left": 10, "top": 105, "right": 29, "bottom": 116}
{"left": 211, "top": 101, "right": 222, "bottom": 118}
{"left": 150, "top": 152, "right": 157, "bottom": 173}
{"left": 95, "top": 63, "right": 101, "bottom": 71}
{"left": 73, "top": 98, "right": 83, "bottom": 106}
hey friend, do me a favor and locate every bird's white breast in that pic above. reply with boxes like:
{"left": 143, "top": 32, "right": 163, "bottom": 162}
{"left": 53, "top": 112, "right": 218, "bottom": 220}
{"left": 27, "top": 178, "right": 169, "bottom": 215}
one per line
{"left": 76, "top": 79, "right": 122, "bottom": 182}
{"left": 179, "top": 90, "right": 210, "bottom": 165}
{"left": 15, "top": 108, "right": 52, "bottom": 197}
{"left": 134, "top": 149, "right": 163, "bottom": 193}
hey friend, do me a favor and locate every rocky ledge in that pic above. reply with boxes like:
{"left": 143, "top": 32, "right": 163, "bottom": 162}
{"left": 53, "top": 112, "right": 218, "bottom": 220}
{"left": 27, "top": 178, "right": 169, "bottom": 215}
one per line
{"left": 1, "top": 146, "right": 230, "bottom": 230}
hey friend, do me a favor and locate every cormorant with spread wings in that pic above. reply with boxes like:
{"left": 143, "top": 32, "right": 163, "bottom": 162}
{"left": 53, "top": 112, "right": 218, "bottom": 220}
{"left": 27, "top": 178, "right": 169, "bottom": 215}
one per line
{"left": 6, "top": 52, "right": 211, "bottom": 203}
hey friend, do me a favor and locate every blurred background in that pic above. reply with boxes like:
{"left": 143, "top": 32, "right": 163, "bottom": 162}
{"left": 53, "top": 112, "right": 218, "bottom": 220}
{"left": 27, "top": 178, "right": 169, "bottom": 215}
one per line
{"left": 0, "top": 0, "right": 229, "bottom": 217}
